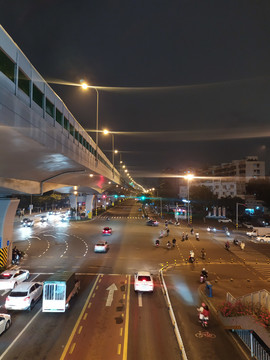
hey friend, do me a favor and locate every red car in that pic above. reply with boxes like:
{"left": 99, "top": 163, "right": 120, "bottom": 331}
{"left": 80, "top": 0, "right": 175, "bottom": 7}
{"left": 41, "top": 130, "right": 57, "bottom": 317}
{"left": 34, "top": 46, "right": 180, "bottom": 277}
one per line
{"left": 103, "top": 227, "right": 112, "bottom": 235}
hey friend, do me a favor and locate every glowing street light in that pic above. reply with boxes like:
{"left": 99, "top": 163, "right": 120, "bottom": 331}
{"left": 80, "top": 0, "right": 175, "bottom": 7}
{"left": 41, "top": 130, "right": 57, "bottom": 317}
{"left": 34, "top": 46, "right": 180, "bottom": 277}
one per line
{"left": 81, "top": 81, "right": 99, "bottom": 162}
{"left": 184, "top": 173, "right": 194, "bottom": 224}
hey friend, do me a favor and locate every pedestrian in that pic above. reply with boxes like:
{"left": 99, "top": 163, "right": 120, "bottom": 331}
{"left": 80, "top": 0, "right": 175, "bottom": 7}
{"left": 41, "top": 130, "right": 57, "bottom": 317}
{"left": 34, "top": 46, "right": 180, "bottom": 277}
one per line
{"left": 182, "top": 233, "right": 185, "bottom": 242}
{"left": 166, "top": 228, "right": 170, "bottom": 237}
{"left": 172, "top": 238, "right": 176, "bottom": 247}
{"left": 185, "top": 233, "right": 188, "bottom": 240}
{"left": 240, "top": 241, "right": 245, "bottom": 250}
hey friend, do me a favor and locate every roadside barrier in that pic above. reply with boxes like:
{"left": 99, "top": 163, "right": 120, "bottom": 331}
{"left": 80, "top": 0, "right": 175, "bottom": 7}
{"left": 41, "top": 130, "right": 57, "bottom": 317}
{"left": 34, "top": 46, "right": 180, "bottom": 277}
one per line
{"left": 159, "top": 269, "right": 188, "bottom": 360}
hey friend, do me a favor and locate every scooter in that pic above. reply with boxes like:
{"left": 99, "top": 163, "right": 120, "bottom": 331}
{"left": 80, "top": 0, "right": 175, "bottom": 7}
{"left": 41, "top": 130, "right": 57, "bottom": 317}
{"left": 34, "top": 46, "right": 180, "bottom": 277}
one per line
{"left": 225, "top": 242, "right": 230, "bottom": 251}
{"left": 155, "top": 240, "right": 160, "bottom": 247}
{"left": 167, "top": 242, "right": 171, "bottom": 249}
{"left": 189, "top": 256, "right": 195, "bottom": 263}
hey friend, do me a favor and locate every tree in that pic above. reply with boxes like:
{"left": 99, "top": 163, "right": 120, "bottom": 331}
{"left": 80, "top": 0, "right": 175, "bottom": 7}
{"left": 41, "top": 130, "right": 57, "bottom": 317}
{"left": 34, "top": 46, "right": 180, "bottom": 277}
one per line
{"left": 246, "top": 179, "right": 270, "bottom": 207}
{"left": 189, "top": 185, "right": 218, "bottom": 215}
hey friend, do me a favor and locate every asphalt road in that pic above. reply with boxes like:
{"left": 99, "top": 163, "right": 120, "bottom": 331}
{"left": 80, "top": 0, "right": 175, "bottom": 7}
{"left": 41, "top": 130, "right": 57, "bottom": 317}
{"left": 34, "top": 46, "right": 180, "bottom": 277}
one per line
{"left": 0, "top": 200, "right": 269, "bottom": 360}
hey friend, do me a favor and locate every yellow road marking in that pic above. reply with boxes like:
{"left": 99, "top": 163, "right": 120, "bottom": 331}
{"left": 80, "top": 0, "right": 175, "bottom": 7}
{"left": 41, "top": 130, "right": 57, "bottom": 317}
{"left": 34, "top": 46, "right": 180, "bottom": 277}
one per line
{"left": 77, "top": 326, "right": 83, "bottom": 334}
{"left": 60, "top": 274, "right": 101, "bottom": 360}
{"left": 88, "top": 302, "right": 92, "bottom": 309}
{"left": 120, "top": 328, "right": 123, "bottom": 336}
{"left": 122, "top": 275, "right": 130, "bottom": 360}
{"left": 96, "top": 285, "right": 99, "bottom": 290}
{"left": 69, "top": 343, "right": 76, "bottom": 354}
{"left": 92, "top": 292, "right": 96, "bottom": 298}
{"left": 117, "top": 343, "right": 121, "bottom": 355}
{"left": 83, "top": 313, "right": 88, "bottom": 320}
{"left": 123, "top": 294, "right": 126, "bottom": 300}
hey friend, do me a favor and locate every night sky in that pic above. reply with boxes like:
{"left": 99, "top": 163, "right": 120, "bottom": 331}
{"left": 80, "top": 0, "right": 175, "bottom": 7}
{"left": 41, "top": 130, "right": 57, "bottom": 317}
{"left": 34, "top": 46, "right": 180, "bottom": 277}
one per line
{"left": 2, "top": 0, "right": 270, "bottom": 183}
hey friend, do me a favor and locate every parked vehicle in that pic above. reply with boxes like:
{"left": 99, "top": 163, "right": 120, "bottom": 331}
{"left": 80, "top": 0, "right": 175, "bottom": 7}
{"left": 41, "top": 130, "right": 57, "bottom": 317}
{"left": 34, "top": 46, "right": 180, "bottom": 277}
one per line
{"left": 42, "top": 272, "right": 80, "bottom": 312}
{"left": 218, "top": 218, "right": 232, "bottom": 223}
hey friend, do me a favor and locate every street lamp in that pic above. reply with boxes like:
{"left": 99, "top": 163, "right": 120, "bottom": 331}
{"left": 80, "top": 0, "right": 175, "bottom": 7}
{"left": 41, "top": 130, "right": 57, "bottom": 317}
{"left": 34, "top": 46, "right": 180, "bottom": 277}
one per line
{"left": 236, "top": 202, "right": 246, "bottom": 229}
{"left": 74, "top": 190, "right": 78, "bottom": 219}
{"left": 103, "top": 129, "right": 116, "bottom": 176}
{"left": 184, "top": 173, "right": 194, "bottom": 224}
{"left": 81, "top": 82, "right": 99, "bottom": 162}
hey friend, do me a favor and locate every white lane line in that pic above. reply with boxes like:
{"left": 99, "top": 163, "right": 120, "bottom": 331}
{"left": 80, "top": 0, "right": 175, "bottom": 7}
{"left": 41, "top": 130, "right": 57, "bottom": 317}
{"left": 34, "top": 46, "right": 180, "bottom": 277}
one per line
{"left": 138, "top": 292, "right": 143, "bottom": 307}
{"left": 30, "top": 274, "right": 40, "bottom": 281}
{"left": 0, "top": 308, "right": 41, "bottom": 360}
{"left": 1, "top": 289, "right": 10, "bottom": 296}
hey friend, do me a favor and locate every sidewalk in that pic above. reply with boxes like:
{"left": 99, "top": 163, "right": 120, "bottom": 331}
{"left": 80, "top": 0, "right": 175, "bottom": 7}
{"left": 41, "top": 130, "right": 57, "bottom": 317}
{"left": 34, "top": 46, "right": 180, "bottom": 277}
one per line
{"left": 199, "top": 278, "right": 270, "bottom": 316}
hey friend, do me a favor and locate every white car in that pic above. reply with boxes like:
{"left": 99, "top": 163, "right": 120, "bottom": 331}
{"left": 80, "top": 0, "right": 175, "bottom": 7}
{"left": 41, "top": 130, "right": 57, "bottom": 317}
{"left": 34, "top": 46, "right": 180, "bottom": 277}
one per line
{"left": 94, "top": 241, "right": 109, "bottom": 253}
{"left": 0, "top": 314, "right": 11, "bottom": 335}
{"left": 207, "top": 226, "right": 216, "bottom": 232}
{"left": 243, "top": 222, "right": 253, "bottom": 229}
{"left": 218, "top": 218, "right": 232, "bottom": 223}
{"left": 246, "top": 230, "right": 257, "bottom": 237}
{"left": 0, "top": 270, "right": 30, "bottom": 290}
{"left": 256, "top": 234, "right": 270, "bottom": 243}
{"left": 5, "top": 282, "right": 43, "bottom": 311}
{"left": 134, "top": 271, "right": 154, "bottom": 292}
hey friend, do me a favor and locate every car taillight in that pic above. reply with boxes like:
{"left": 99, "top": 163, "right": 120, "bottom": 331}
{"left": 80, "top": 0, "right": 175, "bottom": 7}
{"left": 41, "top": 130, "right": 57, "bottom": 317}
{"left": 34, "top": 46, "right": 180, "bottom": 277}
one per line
{"left": 24, "top": 297, "right": 30, "bottom": 302}
{"left": 6, "top": 297, "right": 10, "bottom": 302}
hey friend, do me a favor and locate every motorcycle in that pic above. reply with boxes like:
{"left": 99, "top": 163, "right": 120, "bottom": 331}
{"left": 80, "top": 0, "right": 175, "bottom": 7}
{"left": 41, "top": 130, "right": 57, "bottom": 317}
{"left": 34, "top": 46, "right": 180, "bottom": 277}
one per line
{"left": 201, "top": 316, "right": 209, "bottom": 328}
{"left": 167, "top": 241, "right": 171, "bottom": 249}
{"left": 155, "top": 240, "right": 160, "bottom": 247}
{"left": 200, "top": 274, "right": 207, "bottom": 283}
{"left": 195, "top": 233, "right": 199, "bottom": 241}
{"left": 201, "top": 251, "right": 206, "bottom": 260}
{"left": 225, "top": 242, "right": 230, "bottom": 251}
{"left": 189, "top": 256, "right": 195, "bottom": 263}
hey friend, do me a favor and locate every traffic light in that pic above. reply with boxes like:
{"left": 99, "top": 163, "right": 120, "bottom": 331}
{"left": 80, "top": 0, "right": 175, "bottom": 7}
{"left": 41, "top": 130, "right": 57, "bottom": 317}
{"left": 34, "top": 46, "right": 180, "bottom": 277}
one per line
{"left": 141, "top": 196, "right": 146, "bottom": 200}
{"left": 114, "top": 195, "right": 118, "bottom": 198}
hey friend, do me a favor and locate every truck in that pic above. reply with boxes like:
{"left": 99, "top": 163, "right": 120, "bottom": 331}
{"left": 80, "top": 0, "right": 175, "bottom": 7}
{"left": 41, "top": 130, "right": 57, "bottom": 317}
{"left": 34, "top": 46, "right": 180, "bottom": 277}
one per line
{"left": 246, "top": 227, "right": 270, "bottom": 237}
{"left": 42, "top": 272, "right": 80, "bottom": 313}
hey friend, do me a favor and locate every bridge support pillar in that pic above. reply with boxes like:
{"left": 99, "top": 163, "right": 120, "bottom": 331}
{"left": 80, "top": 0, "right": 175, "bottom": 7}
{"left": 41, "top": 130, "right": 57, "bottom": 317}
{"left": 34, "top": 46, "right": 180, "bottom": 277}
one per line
{"left": 85, "top": 195, "right": 94, "bottom": 219}
{"left": 0, "top": 198, "right": 20, "bottom": 267}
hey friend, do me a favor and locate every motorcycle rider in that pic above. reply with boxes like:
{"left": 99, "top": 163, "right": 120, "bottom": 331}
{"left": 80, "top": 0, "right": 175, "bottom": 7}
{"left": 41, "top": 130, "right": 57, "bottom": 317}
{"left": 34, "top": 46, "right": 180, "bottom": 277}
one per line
{"left": 195, "top": 232, "right": 199, "bottom": 240}
{"left": 201, "top": 268, "right": 208, "bottom": 279}
{"left": 225, "top": 240, "right": 230, "bottom": 250}
{"left": 155, "top": 239, "right": 160, "bottom": 247}
{"left": 167, "top": 240, "right": 171, "bottom": 249}
{"left": 172, "top": 238, "right": 176, "bottom": 247}
{"left": 189, "top": 250, "right": 195, "bottom": 262}
{"left": 201, "top": 248, "right": 206, "bottom": 260}
{"left": 185, "top": 233, "right": 189, "bottom": 240}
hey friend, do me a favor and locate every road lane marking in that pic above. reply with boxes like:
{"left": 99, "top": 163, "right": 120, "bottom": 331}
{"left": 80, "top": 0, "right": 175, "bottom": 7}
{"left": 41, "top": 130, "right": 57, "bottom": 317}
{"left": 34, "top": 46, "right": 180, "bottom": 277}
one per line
{"left": 1, "top": 289, "right": 10, "bottom": 296}
{"left": 106, "top": 283, "right": 118, "bottom": 306}
{"left": 122, "top": 275, "right": 130, "bottom": 360}
{"left": 83, "top": 313, "right": 88, "bottom": 320}
{"left": 120, "top": 328, "right": 123, "bottom": 336}
{"left": 117, "top": 344, "right": 121, "bottom": 355}
{"left": 88, "top": 302, "right": 92, "bottom": 308}
{"left": 78, "top": 326, "right": 83, "bottom": 334}
{"left": 0, "top": 308, "right": 42, "bottom": 360}
{"left": 60, "top": 274, "right": 101, "bottom": 360}
{"left": 69, "top": 343, "right": 76, "bottom": 354}
{"left": 138, "top": 293, "right": 143, "bottom": 307}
